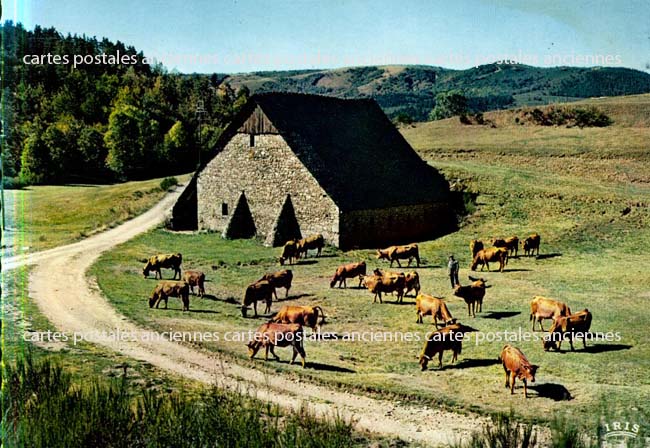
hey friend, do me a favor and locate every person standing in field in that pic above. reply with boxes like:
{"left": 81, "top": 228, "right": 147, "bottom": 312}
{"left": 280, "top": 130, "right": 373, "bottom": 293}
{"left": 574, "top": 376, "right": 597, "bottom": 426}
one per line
{"left": 448, "top": 255, "right": 460, "bottom": 288}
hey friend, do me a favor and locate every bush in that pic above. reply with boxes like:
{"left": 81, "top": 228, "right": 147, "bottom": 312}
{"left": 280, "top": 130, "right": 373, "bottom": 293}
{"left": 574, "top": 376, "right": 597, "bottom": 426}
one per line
{"left": 453, "top": 412, "right": 537, "bottom": 448}
{"left": 2, "top": 176, "right": 27, "bottom": 189}
{"left": 160, "top": 176, "right": 179, "bottom": 191}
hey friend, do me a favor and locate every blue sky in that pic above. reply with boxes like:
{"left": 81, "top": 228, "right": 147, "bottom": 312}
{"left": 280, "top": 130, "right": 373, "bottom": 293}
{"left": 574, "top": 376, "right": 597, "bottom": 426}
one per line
{"left": 3, "top": 0, "right": 649, "bottom": 73}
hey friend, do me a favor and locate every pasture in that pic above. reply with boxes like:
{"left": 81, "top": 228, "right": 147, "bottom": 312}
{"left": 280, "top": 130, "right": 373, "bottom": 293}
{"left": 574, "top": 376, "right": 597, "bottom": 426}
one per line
{"left": 90, "top": 95, "right": 650, "bottom": 430}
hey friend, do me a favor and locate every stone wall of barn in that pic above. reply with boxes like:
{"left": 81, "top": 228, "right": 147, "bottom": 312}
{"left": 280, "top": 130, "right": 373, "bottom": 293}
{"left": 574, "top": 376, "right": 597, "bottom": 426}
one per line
{"left": 339, "top": 203, "right": 451, "bottom": 250}
{"left": 197, "top": 133, "right": 340, "bottom": 245}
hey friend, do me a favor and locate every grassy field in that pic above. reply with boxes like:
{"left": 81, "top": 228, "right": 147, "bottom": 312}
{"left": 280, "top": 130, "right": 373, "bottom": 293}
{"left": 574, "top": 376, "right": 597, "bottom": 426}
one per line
{"left": 89, "top": 95, "right": 650, "bottom": 433}
{"left": 2, "top": 175, "right": 190, "bottom": 253}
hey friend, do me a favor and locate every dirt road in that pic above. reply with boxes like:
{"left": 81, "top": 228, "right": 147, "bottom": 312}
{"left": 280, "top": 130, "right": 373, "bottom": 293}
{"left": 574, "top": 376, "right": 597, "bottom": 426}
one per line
{"left": 5, "top": 187, "right": 489, "bottom": 446}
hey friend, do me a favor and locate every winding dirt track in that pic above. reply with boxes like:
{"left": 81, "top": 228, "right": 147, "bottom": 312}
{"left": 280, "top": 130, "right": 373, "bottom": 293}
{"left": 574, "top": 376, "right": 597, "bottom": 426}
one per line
{"left": 5, "top": 188, "right": 487, "bottom": 446}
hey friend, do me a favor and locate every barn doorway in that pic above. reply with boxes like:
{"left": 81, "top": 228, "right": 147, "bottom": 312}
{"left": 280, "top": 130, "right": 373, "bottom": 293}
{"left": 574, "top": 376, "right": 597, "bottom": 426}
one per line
{"left": 266, "top": 194, "right": 302, "bottom": 247}
{"left": 222, "top": 191, "right": 256, "bottom": 239}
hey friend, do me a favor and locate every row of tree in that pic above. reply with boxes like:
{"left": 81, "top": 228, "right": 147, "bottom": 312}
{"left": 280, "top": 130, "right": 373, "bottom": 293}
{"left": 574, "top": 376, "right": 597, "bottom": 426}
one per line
{"left": 1, "top": 22, "right": 249, "bottom": 185}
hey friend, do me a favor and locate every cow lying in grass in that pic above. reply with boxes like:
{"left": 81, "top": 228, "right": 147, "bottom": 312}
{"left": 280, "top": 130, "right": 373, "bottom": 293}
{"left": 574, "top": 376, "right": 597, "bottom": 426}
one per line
{"left": 543, "top": 309, "right": 592, "bottom": 351}
{"left": 415, "top": 294, "right": 456, "bottom": 327}
{"left": 376, "top": 244, "right": 420, "bottom": 268}
{"left": 418, "top": 323, "right": 477, "bottom": 370}
{"left": 260, "top": 269, "right": 293, "bottom": 300}
{"left": 182, "top": 270, "right": 205, "bottom": 297}
{"left": 247, "top": 322, "right": 306, "bottom": 367}
{"left": 330, "top": 261, "right": 366, "bottom": 288}
{"left": 241, "top": 280, "right": 274, "bottom": 318}
{"left": 149, "top": 281, "right": 190, "bottom": 311}
{"left": 500, "top": 344, "right": 538, "bottom": 398}
{"left": 143, "top": 253, "right": 182, "bottom": 280}
{"left": 272, "top": 305, "right": 325, "bottom": 331}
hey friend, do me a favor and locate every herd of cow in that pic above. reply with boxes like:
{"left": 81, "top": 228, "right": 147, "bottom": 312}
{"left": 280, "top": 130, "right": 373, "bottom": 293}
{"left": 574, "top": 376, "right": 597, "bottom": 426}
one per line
{"left": 140, "top": 231, "right": 593, "bottom": 398}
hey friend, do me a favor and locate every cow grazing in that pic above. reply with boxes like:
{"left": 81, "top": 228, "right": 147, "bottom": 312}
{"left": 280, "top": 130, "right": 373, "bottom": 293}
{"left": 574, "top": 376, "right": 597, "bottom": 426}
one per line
{"left": 242, "top": 280, "right": 274, "bottom": 318}
{"left": 415, "top": 294, "right": 456, "bottom": 327}
{"left": 529, "top": 296, "right": 572, "bottom": 331}
{"left": 491, "top": 238, "right": 507, "bottom": 249}
{"left": 143, "top": 253, "right": 182, "bottom": 280}
{"left": 247, "top": 323, "right": 306, "bottom": 367}
{"left": 279, "top": 240, "right": 298, "bottom": 266}
{"left": 470, "top": 247, "right": 508, "bottom": 272}
{"left": 504, "top": 236, "right": 519, "bottom": 257}
{"left": 470, "top": 239, "right": 484, "bottom": 258}
{"left": 260, "top": 270, "right": 293, "bottom": 300}
{"left": 296, "top": 234, "right": 325, "bottom": 259}
{"left": 272, "top": 305, "right": 326, "bottom": 331}
{"left": 418, "top": 323, "right": 477, "bottom": 370}
{"left": 404, "top": 271, "right": 421, "bottom": 297}
{"left": 362, "top": 271, "right": 405, "bottom": 303}
{"left": 149, "top": 281, "right": 190, "bottom": 311}
{"left": 453, "top": 278, "right": 489, "bottom": 317}
{"left": 376, "top": 244, "right": 420, "bottom": 268}
{"left": 522, "top": 233, "right": 541, "bottom": 257}
{"left": 182, "top": 270, "right": 205, "bottom": 297}
{"left": 500, "top": 345, "right": 538, "bottom": 398}
{"left": 330, "top": 261, "right": 366, "bottom": 288}
{"left": 543, "top": 309, "right": 592, "bottom": 351}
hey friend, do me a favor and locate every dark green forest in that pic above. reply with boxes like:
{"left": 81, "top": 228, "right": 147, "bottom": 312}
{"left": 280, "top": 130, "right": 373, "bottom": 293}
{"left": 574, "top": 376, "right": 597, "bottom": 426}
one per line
{"left": 1, "top": 22, "right": 248, "bottom": 185}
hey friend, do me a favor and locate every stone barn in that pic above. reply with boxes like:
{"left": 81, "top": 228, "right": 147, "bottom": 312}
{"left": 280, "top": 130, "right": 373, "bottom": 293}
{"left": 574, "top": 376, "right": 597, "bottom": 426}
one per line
{"left": 171, "top": 92, "right": 452, "bottom": 250}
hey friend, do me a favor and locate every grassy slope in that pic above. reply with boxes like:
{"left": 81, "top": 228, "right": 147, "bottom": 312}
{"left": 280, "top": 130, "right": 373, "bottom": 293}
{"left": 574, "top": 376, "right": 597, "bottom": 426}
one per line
{"left": 89, "top": 95, "right": 650, "bottom": 429}
{"left": 3, "top": 175, "right": 190, "bottom": 253}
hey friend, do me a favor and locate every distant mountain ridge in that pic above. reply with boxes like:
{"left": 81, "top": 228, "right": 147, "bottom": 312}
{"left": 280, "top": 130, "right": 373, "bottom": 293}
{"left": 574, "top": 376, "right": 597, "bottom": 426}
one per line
{"left": 221, "top": 64, "right": 650, "bottom": 121}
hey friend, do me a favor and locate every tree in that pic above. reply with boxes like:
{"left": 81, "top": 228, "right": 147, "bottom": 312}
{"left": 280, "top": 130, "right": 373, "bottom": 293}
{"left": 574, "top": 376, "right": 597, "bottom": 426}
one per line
{"left": 429, "top": 90, "right": 468, "bottom": 121}
{"left": 104, "top": 104, "right": 143, "bottom": 178}
{"left": 19, "top": 119, "right": 50, "bottom": 184}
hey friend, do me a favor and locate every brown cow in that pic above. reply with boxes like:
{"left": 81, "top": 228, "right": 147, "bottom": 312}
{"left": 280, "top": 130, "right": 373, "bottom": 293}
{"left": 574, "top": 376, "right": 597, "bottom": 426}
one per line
{"left": 470, "top": 239, "right": 484, "bottom": 258}
{"left": 143, "top": 253, "right": 182, "bottom": 279}
{"left": 522, "top": 233, "right": 541, "bottom": 257}
{"left": 272, "top": 305, "right": 326, "bottom": 331}
{"left": 418, "top": 323, "right": 477, "bottom": 370}
{"left": 149, "top": 281, "right": 190, "bottom": 311}
{"left": 182, "top": 270, "right": 205, "bottom": 297}
{"left": 260, "top": 270, "right": 293, "bottom": 300}
{"left": 247, "top": 322, "right": 306, "bottom": 367}
{"left": 529, "top": 296, "right": 572, "bottom": 331}
{"left": 470, "top": 247, "right": 508, "bottom": 272}
{"left": 241, "top": 280, "right": 274, "bottom": 318}
{"left": 279, "top": 240, "right": 298, "bottom": 266}
{"left": 453, "top": 278, "right": 489, "bottom": 317}
{"left": 500, "top": 345, "right": 539, "bottom": 398}
{"left": 404, "top": 271, "right": 421, "bottom": 297}
{"left": 505, "top": 236, "right": 519, "bottom": 257}
{"left": 376, "top": 244, "right": 420, "bottom": 268}
{"left": 491, "top": 238, "right": 507, "bottom": 249}
{"left": 362, "top": 271, "right": 405, "bottom": 303}
{"left": 330, "top": 261, "right": 366, "bottom": 288}
{"left": 543, "top": 309, "right": 592, "bottom": 351}
{"left": 296, "top": 234, "right": 324, "bottom": 259}
{"left": 415, "top": 294, "right": 456, "bottom": 327}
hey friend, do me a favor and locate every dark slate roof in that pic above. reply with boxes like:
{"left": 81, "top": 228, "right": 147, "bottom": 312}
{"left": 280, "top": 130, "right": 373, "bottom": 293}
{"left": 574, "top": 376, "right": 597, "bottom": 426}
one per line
{"left": 207, "top": 92, "right": 449, "bottom": 211}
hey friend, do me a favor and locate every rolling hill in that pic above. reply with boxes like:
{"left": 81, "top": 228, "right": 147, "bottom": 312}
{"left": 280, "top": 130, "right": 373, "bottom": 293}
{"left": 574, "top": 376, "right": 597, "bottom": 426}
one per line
{"left": 221, "top": 64, "right": 650, "bottom": 120}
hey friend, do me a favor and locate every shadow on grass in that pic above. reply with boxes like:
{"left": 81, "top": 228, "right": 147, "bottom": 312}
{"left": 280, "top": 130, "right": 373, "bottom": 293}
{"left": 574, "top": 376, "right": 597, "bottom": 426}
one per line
{"left": 383, "top": 300, "right": 416, "bottom": 306}
{"left": 528, "top": 383, "right": 572, "bottom": 401}
{"left": 502, "top": 268, "right": 532, "bottom": 273}
{"left": 536, "top": 253, "right": 562, "bottom": 260}
{"left": 482, "top": 311, "right": 522, "bottom": 320}
{"left": 431, "top": 358, "right": 501, "bottom": 371}
{"left": 188, "top": 309, "right": 220, "bottom": 315}
{"left": 200, "top": 294, "right": 239, "bottom": 304}
{"left": 293, "top": 260, "right": 318, "bottom": 266}
{"left": 581, "top": 343, "right": 633, "bottom": 354}
{"left": 305, "top": 362, "right": 356, "bottom": 373}
{"left": 275, "top": 293, "right": 313, "bottom": 303}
